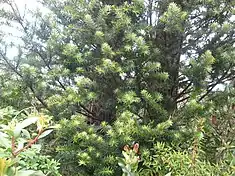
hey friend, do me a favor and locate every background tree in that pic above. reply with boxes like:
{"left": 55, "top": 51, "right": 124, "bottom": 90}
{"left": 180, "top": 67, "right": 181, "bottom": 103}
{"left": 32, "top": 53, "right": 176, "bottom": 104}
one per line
{"left": 0, "top": 0, "right": 234, "bottom": 120}
{"left": 0, "top": 0, "right": 234, "bottom": 175}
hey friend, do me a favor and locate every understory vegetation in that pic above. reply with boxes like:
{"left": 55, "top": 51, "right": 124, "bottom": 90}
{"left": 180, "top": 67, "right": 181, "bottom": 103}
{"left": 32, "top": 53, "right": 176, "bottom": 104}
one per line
{"left": 0, "top": 0, "right": 234, "bottom": 175}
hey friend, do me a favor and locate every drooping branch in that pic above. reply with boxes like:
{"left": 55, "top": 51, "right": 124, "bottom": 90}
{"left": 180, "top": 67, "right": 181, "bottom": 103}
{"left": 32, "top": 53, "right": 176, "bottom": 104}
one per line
{"left": 176, "top": 96, "right": 190, "bottom": 104}
{"left": 175, "top": 82, "right": 192, "bottom": 101}
{"left": 199, "top": 69, "right": 234, "bottom": 101}
{"left": 33, "top": 49, "right": 67, "bottom": 91}
{"left": 29, "top": 47, "right": 102, "bottom": 122}
{"left": 7, "top": 1, "right": 28, "bottom": 33}
{"left": 0, "top": 51, "right": 51, "bottom": 112}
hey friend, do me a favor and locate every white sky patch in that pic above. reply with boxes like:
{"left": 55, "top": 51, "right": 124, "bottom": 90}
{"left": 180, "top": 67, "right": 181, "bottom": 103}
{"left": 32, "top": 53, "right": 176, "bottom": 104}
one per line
{"left": 1, "top": 0, "right": 49, "bottom": 58}
{"left": 14, "top": 0, "right": 42, "bottom": 12}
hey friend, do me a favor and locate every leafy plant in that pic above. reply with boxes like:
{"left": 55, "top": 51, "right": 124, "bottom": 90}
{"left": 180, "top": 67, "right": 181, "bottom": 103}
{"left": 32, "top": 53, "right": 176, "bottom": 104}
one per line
{"left": 117, "top": 143, "right": 140, "bottom": 176}
{"left": 0, "top": 107, "right": 61, "bottom": 176}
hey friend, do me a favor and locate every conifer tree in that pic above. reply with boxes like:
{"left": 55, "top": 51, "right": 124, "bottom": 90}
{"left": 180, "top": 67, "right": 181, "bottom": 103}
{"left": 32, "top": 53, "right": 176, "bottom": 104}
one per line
{"left": 0, "top": 0, "right": 234, "bottom": 175}
{"left": 0, "top": 0, "right": 234, "bottom": 121}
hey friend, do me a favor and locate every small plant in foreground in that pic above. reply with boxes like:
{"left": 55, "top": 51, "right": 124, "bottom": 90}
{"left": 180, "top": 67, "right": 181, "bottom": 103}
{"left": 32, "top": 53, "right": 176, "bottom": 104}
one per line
{"left": 117, "top": 143, "right": 141, "bottom": 176}
{"left": 0, "top": 107, "right": 60, "bottom": 176}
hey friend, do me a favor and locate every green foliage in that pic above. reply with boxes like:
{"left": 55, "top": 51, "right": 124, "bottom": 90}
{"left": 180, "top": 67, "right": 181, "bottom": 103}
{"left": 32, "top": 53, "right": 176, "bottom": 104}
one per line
{"left": 139, "top": 142, "right": 230, "bottom": 176}
{"left": 0, "top": 107, "right": 61, "bottom": 176}
{"left": 0, "top": 0, "right": 235, "bottom": 175}
{"left": 160, "top": 2, "right": 188, "bottom": 32}
{"left": 54, "top": 111, "right": 175, "bottom": 175}
{"left": 184, "top": 50, "right": 216, "bottom": 89}
{"left": 117, "top": 143, "right": 140, "bottom": 176}
{"left": 19, "top": 151, "right": 61, "bottom": 176}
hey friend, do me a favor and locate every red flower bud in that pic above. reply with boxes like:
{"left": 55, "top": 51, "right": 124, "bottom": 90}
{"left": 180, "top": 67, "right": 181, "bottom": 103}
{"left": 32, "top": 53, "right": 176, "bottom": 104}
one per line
{"left": 211, "top": 115, "right": 217, "bottom": 125}
{"left": 123, "top": 145, "right": 130, "bottom": 152}
{"left": 133, "top": 143, "right": 139, "bottom": 154}
{"left": 232, "top": 104, "right": 235, "bottom": 110}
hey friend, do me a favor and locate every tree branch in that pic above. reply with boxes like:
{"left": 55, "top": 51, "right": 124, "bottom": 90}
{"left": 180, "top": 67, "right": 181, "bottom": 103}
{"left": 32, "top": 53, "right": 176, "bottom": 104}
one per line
{"left": 0, "top": 51, "right": 51, "bottom": 112}
{"left": 199, "top": 70, "right": 233, "bottom": 101}
{"left": 176, "top": 96, "right": 190, "bottom": 104}
{"left": 175, "top": 82, "right": 192, "bottom": 101}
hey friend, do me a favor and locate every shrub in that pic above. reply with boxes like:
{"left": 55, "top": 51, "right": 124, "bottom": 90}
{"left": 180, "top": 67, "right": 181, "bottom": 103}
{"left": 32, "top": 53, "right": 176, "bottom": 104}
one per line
{"left": 0, "top": 107, "right": 61, "bottom": 176}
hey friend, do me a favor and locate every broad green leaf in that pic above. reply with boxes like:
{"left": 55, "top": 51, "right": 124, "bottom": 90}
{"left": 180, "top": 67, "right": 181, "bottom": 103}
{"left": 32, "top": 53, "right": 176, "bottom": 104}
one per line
{"left": 0, "top": 125, "right": 8, "bottom": 129}
{"left": 13, "top": 127, "right": 22, "bottom": 139}
{"left": 4, "top": 129, "right": 14, "bottom": 137}
{"left": 0, "top": 150, "right": 10, "bottom": 158}
{"left": 0, "top": 158, "right": 7, "bottom": 176}
{"left": 17, "top": 170, "right": 46, "bottom": 176}
{"left": 16, "top": 117, "right": 38, "bottom": 130}
{"left": 6, "top": 167, "right": 15, "bottom": 176}
{"left": 46, "top": 125, "right": 59, "bottom": 129}
{"left": 118, "top": 162, "right": 125, "bottom": 168}
{"left": 0, "top": 158, "right": 14, "bottom": 176}
{"left": 0, "top": 132, "right": 7, "bottom": 138}
{"left": 31, "top": 171, "right": 46, "bottom": 176}
{"left": 38, "top": 129, "right": 53, "bottom": 139}
{"left": 21, "top": 129, "right": 31, "bottom": 139}
{"left": 0, "top": 132, "right": 10, "bottom": 148}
